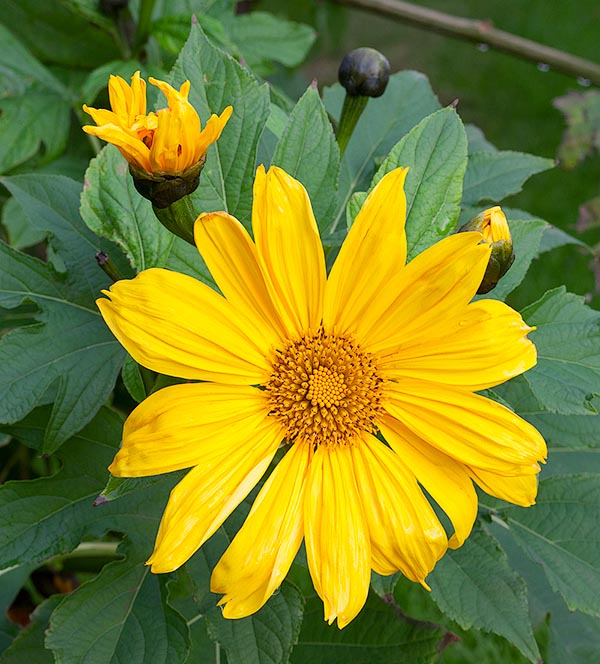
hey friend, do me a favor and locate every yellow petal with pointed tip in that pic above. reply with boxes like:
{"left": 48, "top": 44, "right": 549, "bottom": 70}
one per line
{"left": 97, "top": 268, "right": 271, "bottom": 383}
{"left": 147, "top": 418, "right": 283, "bottom": 572}
{"left": 360, "top": 232, "right": 490, "bottom": 354}
{"left": 353, "top": 434, "right": 447, "bottom": 581}
{"left": 305, "top": 446, "right": 370, "bottom": 628}
{"left": 82, "top": 123, "right": 151, "bottom": 171}
{"left": 194, "top": 211, "right": 287, "bottom": 343}
{"left": 211, "top": 442, "right": 310, "bottom": 617}
{"left": 469, "top": 466, "right": 539, "bottom": 506}
{"left": 324, "top": 167, "right": 408, "bottom": 335}
{"left": 110, "top": 383, "right": 272, "bottom": 477}
{"left": 379, "top": 415, "right": 477, "bottom": 549}
{"left": 252, "top": 165, "right": 326, "bottom": 337}
{"left": 384, "top": 380, "right": 547, "bottom": 474}
{"left": 380, "top": 298, "right": 537, "bottom": 391}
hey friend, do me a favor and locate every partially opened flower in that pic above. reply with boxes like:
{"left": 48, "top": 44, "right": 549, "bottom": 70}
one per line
{"left": 83, "top": 71, "right": 232, "bottom": 176}
{"left": 97, "top": 165, "right": 546, "bottom": 628}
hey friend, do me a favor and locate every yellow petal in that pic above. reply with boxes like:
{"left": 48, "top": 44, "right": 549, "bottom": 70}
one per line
{"left": 384, "top": 380, "right": 547, "bottom": 474}
{"left": 353, "top": 434, "right": 447, "bottom": 582}
{"left": 469, "top": 466, "right": 539, "bottom": 506}
{"left": 323, "top": 168, "right": 408, "bottom": 334}
{"left": 211, "top": 442, "right": 310, "bottom": 617}
{"left": 194, "top": 211, "right": 287, "bottom": 343}
{"left": 108, "top": 71, "right": 146, "bottom": 125}
{"left": 97, "top": 268, "right": 272, "bottom": 384}
{"left": 304, "top": 446, "right": 370, "bottom": 628}
{"left": 194, "top": 107, "right": 233, "bottom": 161}
{"left": 109, "top": 382, "right": 272, "bottom": 477}
{"left": 252, "top": 165, "right": 326, "bottom": 337}
{"left": 359, "top": 232, "right": 490, "bottom": 354}
{"left": 380, "top": 299, "right": 537, "bottom": 391}
{"left": 379, "top": 415, "right": 477, "bottom": 549}
{"left": 147, "top": 418, "right": 283, "bottom": 572}
{"left": 82, "top": 123, "right": 151, "bottom": 171}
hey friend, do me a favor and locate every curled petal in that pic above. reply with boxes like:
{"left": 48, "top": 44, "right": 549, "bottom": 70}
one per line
{"left": 469, "top": 466, "right": 539, "bottom": 506}
{"left": 211, "top": 442, "right": 310, "bottom": 617}
{"left": 304, "top": 446, "right": 370, "bottom": 628}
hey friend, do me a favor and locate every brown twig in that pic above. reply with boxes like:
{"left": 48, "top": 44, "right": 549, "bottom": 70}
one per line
{"left": 331, "top": 0, "right": 600, "bottom": 86}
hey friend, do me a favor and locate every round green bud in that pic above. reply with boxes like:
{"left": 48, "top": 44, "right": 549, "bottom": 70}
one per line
{"left": 338, "top": 47, "right": 390, "bottom": 98}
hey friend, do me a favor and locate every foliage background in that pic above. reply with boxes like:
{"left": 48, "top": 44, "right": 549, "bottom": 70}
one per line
{"left": 0, "top": 1, "right": 599, "bottom": 663}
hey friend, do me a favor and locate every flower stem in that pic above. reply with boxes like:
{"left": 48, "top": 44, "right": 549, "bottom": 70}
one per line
{"left": 95, "top": 252, "right": 124, "bottom": 282}
{"left": 133, "top": 0, "right": 156, "bottom": 57}
{"left": 337, "top": 94, "right": 369, "bottom": 156}
{"left": 152, "top": 195, "right": 198, "bottom": 246}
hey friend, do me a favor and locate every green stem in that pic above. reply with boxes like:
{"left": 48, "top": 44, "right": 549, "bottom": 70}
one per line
{"left": 96, "top": 252, "right": 125, "bottom": 282}
{"left": 133, "top": 0, "right": 156, "bottom": 57}
{"left": 337, "top": 94, "right": 369, "bottom": 156}
{"left": 152, "top": 195, "right": 198, "bottom": 246}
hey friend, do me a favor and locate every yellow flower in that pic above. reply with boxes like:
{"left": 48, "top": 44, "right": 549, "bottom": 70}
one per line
{"left": 480, "top": 206, "right": 511, "bottom": 243}
{"left": 83, "top": 71, "right": 232, "bottom": 174}
{"left": 97, "top": 166, "right": 546, "bottom": 628}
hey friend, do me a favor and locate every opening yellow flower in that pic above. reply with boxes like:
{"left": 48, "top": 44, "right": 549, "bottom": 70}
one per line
{"left": 82, "top": 71, "right": 232, "bottom": 175}
{"left": 480, "top": 206, "right": 511, "bottom": 243}
{"left": 97, "top": 165, "right": 546, "bottom": 628}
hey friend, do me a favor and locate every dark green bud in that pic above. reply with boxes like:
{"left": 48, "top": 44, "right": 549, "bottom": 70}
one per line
{"left": 338, "top": 47, "right": 390, "bottom": 98}
{"left": 128, "top": 157, "right": 205, "bottom": 209}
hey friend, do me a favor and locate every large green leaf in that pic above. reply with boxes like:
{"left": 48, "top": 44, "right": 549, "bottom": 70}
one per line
{"left": 291, "top": 592, "right": 442, "bottom": 663}
{"left": 171, "top": 22, "right": 270, "bottom": 228}
{"left": 46, "top": 558, "right": 189, "bottom": 664}
{"left": 323, "top": 71, "right": 441, "bottom": 234}
{"left": 429, "top": 526, "right": 539, "bottom": 662}
{"left": 521, "top": 287, "right": 600, "bottom": 415}
{"left": 350, "top": 108, "right": 468, "bottom": 260}
{"left": 272, "top": 85, "right": 340, "bottom": 232}
{"left": 206, "top": 581, "right": 304, "bottom": 664}
{"left": 80, "top": 144, "right": 213, "bottom": 282}
{"left": 462, "top": 151, "right": 554, "bottom": 206}
{"left": 499, "top": 474, "right": 600, "bottom": 617}
{"left": 0, "top": 175, "right": 127, "bottom": 452}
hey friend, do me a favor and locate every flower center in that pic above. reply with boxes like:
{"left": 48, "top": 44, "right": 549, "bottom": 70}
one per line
{"left": 265, "top": 327, "right": 384, "bottom": 447}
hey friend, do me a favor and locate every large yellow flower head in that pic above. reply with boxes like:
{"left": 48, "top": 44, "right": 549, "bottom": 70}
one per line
{"left": 97, "top": 165, "right": 546, "bottom": 628}
{"left": 83, "top": 71, "right": 232, "bottom": 175}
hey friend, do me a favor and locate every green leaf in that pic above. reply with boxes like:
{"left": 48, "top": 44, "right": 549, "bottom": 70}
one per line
{"left": 46, "top": 559, "right": 189, "bottom": 664}
{"left": 462, "top": 150, "right": 554, "bottom": 206}
{"left": 272, "top": 85, "right": 340, "bottom": 232}
{"left": 502, "top": 473, "right": 600, "bottom": 617}
{"left": 1, "top": 196, "right": 46, "bottom": 250}
{"left": 224, "top": 11, "right": 316, "bottom": 71}
{"left": 429, "top": 526, "right": 539, "bottom": 662}
{"left": 1, "top": 596, "right": 61, "bottom": 664}
{"left": 171, "top": 21, "right": 270, "bottom": 228}
{"left": 366, "top": 107, "right": 468, "bottom": 260}
{"left": 80, "top": 60, "right": 145, "bottom": 107}
{"left": 98, "top": 472, "right": 184, "bottom": 505}
{"left": 483, "top": 218, "right": 547, "bottom": 301}
{"left": 0, "top": 564, "right": 34, "bottom": 653}
{"left": 324, "top": 71, "right": 441, "bottom": 234}
{"left": 121, "top": 354, "right": 147, "bottom": 403}
{"left": 0, "top": 175, "right": 127, "bottom": 451}
{"left": 206, "top": 581, "right": 304, "bottom": 664}
{"left": 152, "top": 14, "right": 232, "bottom": 56}
{"left": 521, "top": 287, "right": 600, "bottom": 415}
{"left": 291, "top": 592, "right": 442, "bottom": 664}
{"left": 257, "top": 103, "right": 289, "bottom": 168}
{"left": 81, "top": 145, "right": 176, "bottom": 271}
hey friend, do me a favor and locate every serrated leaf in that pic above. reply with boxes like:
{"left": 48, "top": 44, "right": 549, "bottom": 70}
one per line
{"left": 462, "top": 150, "right": 554, "bottom": 206}
{"left": 324, "top": 71, "right": 441, "bottom": 234}
{"left": 1, "top": 595, "right": 61, "bottom": 664}
{"left": 272, "top": 85, "right": 340, "bottom": 232}
{"left": 362, "top": 107, "right": 468, "bottom": 260}
{"left": 46, "top": 560, "right": 189, "bottom": 664}
{"left": 429, "top": 526, "right": 539, "bottom": 662}
{"left": 171, "top": 22, "right": 270, "bottom": 228}
{"left": 206, "top": 581, "right": 304, "bottom": 664}
{"left": 1, "top": 196, "right": 45, "bottom": 250}
{"left": 482, "top": 218, "right": 547, "bottom": 301}
{"left": 291, "top": 592, "right": 442, "bottom": 664}
{"left": 98, "top": 471, "right": 184, "bottom": 504}
{"left": 522, "top": 287, "right": 600, "bottom": 415}
{"left": 501, "top": 474, "right": 600, "bottom": 617}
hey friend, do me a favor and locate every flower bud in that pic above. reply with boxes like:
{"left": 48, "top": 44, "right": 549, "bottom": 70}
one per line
{"left": 458, "top": 206, "right": 515, "bottom": 294}
{"left": 338, "top": 47, "right": 390, "bottom": 98}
